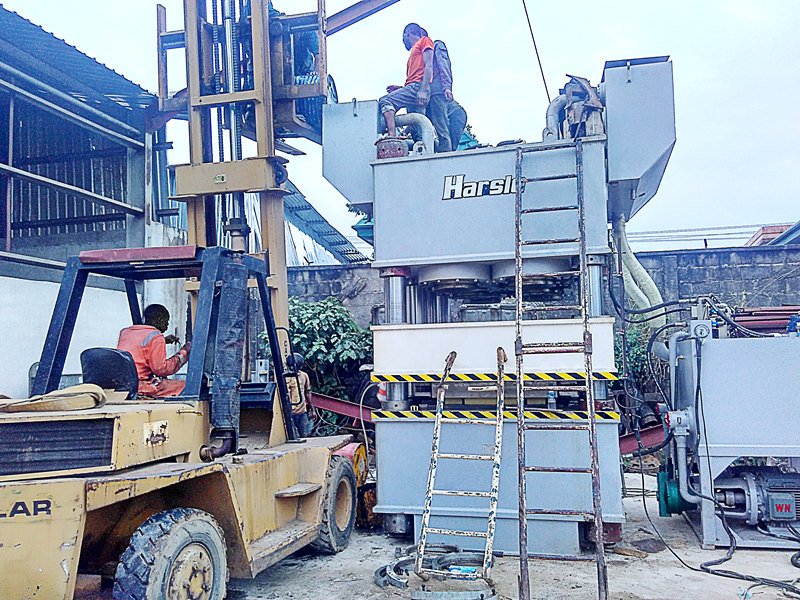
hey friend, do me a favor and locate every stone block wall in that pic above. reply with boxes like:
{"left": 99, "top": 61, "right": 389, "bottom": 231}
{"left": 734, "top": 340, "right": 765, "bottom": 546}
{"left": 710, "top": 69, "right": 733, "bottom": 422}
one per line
{"left": 288, "top": 265, "right": 383, "bottom": 328}
{"left": 637, "top": 245, "right": 800, "bottom": 308}
{"left": 288, "top": 245, "right": 800, "bottom": 325}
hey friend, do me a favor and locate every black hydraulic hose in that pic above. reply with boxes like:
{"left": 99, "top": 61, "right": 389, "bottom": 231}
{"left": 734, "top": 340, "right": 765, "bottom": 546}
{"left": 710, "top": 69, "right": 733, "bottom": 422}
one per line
{"left": 608, "top": 275, "right": 687, "bottom": 315}
{"left": 705, "top": 297, "right": 771, "bottom": 338}
{"left": 646, "top": 321, "right": 685, "bottom": 407}
{"left": 631, "top": 430, "right": 673, "bottom": 457}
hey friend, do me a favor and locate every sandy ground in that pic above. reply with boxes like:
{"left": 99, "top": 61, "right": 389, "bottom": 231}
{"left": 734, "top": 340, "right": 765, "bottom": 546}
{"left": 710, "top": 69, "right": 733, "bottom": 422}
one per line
{"left": 229, "top": 474, "right": 800, "bottom": 600}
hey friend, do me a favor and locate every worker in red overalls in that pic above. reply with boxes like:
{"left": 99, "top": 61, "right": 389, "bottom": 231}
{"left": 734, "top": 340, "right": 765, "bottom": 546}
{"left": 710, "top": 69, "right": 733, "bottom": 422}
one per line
{"left": 117, "top": 304, "right": 190, "bottom": 398}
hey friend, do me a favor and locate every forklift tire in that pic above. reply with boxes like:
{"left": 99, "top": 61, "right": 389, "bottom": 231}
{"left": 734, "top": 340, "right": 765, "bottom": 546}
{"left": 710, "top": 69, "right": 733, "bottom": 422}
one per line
{"left": 311, "top": 455, "right": 357, "bottom": 554}
{"left": 113, "top": 508, "right": 227, "bottom": 600}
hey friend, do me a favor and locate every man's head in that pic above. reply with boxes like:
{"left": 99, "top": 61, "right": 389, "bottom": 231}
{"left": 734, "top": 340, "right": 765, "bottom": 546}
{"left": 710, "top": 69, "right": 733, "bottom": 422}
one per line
{"left": 402, "top": 22, "right": 426, "bottom": 51}
{"left": 143, "top": 304, "right": 170, "bottom": 333}
{"left": 286, "top": 353, "right": 305, "bottom": 374}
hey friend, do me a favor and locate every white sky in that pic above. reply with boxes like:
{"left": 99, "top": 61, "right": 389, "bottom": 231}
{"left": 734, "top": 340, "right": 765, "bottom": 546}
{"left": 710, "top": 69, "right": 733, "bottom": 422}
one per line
{"left": 4, "top": 0, "right": 798, "bottom": 251}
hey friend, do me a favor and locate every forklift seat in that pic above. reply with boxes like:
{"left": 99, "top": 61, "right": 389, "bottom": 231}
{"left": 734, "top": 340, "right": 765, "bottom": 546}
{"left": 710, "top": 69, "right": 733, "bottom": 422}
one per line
{"left": 80, "top": 348, "right": 139, "bottom": 400}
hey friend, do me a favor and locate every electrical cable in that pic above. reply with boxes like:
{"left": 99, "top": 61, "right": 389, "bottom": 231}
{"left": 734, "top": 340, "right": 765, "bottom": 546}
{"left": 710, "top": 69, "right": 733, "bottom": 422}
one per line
{"left": 520, "top": 0, "right": 551, "bottom": 103}
{"left": 356, "top": 381, "right": 378, "bottom": 459}
{"left": 646, "top": 321, "right": 685, "bottom": 407}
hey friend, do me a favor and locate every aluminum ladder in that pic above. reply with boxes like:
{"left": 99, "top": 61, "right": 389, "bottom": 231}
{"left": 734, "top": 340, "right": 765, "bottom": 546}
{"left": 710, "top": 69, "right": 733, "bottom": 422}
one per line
{"left": 513, "top": 139, "right": 609, "bottom": 600}
{"left": 415, "top": 348, "right": 508, "bottom": 581}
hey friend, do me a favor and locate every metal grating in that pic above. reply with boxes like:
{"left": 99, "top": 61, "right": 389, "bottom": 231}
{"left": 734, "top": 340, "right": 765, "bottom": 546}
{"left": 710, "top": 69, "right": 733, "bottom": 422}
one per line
{"left": 0, "top": 418, "right": 115, "bottom": 476}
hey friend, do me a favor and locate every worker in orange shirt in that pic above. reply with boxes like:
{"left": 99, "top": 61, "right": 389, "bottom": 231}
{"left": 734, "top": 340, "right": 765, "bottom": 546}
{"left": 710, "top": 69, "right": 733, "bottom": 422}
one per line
{"left": 117, "top": 304, "right": 190, "bottom": 398}
{"left": 379, "top": 22, "right": 434, "bottom": 137}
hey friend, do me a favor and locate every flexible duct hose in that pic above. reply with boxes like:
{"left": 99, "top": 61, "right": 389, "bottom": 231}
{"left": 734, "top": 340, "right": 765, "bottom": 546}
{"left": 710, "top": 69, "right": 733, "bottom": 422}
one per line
{"left": 614, "top": 215, "right": 667, "bottom": 328}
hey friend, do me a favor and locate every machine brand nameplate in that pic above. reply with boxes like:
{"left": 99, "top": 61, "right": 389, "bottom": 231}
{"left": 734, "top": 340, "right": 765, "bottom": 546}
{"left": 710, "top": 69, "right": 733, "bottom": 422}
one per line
{"left": 442, "top": 174, "right": 516, "bottom": 200}
{"left": 0, "top": 499, "right": 51, "bottom": 519}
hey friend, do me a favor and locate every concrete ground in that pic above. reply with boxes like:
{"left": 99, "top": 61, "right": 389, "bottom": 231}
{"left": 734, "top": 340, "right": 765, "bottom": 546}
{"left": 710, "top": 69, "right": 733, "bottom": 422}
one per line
{"left": 230, "top": 474, "right": 800, "bottom": 600}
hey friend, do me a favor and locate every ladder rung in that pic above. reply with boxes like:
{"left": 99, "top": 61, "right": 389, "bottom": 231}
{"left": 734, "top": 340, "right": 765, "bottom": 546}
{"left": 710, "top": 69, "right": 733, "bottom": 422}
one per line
{"left": 526, "top": 508, "right": 594, "bottom": 520}
{"left": 524, "top": 304, "right": 582, "bottom": 312}
{"left": 524, "top": 174, "right": 577, "bottom": 183}
{"left": 524, "top": 423, "right": 590, "bottom": 431}
{"left": 525, "top": 553, "right": 597, "bottom": 562}
{"left": 521, "top": 343, "right": 585, "bottom": 355}
{"left": 432, "top": 490, "right": 493, "bottom": 498}
{"left": 523, "top": 385, "right": 587, "bottom": 392}
{"left": 523, "top": 270, "right": 581, "bottom": 278}
{"left": 426, "top": 528, "right": 489, "bottom": 538}
{"left": 524, "top": 466, "right": 592, "bottom": 474}
{"left": 418, "top": 567, "right": 483, "bottom": 580}
{"left": 521, "top": 204, "right": 579, "bottom": 214}
{"left": 524, "top": 341, "right": 585, "bottom": 349}
{"left": 438, "top": 453, "right": 494, "bottom": 461}
{"left": 522, "top": 237, "right": 579, "bottom": 246}
{"left": 440, "top": 418, "right": 496, "bottom": 425}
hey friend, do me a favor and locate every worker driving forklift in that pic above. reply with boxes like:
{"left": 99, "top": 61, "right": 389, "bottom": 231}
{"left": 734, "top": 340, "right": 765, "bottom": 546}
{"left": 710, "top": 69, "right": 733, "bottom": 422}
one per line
{"left": 0, "top": 1, "right": 397, "bottom": 598}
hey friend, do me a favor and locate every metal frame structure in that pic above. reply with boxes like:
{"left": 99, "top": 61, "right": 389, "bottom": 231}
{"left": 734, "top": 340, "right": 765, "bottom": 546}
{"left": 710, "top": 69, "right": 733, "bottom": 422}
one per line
{"left": 514, "top": 140, "right": 608, "bottom": 600}
{"left": 31, "top": 245, "right": 297, "bottom": 442}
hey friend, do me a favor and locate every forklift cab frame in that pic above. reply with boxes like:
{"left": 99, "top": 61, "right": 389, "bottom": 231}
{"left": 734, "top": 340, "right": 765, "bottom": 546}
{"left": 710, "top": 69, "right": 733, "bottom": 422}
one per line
{"left": 31, "top": 244, "right": 298, "bottom": 445}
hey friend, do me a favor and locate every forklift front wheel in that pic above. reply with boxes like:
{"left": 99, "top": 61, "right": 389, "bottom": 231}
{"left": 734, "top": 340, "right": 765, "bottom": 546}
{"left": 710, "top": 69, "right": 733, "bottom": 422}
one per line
{"left": 311, "top": 455, "right": 357, "bottom": 554}
{"left": 113, "top": 507, "right": 228, "bottom": 600}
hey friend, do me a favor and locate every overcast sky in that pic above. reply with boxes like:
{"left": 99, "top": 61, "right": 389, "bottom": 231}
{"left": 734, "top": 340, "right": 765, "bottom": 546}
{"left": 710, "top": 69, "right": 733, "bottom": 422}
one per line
{"left": 3, "top": 0, "right": 798, "bottom": 250}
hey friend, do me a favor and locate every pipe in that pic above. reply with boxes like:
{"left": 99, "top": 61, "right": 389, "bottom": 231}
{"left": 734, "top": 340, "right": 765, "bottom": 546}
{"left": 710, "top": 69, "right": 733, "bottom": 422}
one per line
{"left": 668, "top": 331, "right": 690, "bottom": 407}
{"left": 542, "top": 94, "right": 567, "bottom": 141}
{"left": 200, "top": 432, "right": 234, "bottom": 461}
{"left": 395, "top": 112, "right": 435, "bottom": 156}
{"left": 614, "top": 215, "right": 667, "bottom": 328}
{"left": 675, "top": 431, "right": 701, "bottom": 504}
{"left": 0, "top": 61, "right": 141, "bottom": 137}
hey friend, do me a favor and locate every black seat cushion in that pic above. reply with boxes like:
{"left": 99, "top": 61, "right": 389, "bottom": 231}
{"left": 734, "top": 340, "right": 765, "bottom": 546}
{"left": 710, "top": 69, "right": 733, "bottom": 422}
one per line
{"left": 80, "top": 348, "right": 138, "bottom": 400}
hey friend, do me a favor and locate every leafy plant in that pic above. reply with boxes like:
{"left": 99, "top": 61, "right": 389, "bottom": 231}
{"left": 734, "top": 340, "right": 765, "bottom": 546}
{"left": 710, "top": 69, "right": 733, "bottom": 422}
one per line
{"left": 614, "top": 321, "right": 663, "bottom": 393}
{"left": 267, "top": 297, "right": 372, "bottom": 399}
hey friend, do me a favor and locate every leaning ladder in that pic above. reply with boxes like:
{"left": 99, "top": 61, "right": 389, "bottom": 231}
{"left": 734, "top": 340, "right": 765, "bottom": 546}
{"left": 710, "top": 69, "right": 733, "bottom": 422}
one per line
{"left": 513, "top": 139, "right": 609, "bottom": 600}
{"left": 415, "top": 348, "right": 508, "bottom": 581}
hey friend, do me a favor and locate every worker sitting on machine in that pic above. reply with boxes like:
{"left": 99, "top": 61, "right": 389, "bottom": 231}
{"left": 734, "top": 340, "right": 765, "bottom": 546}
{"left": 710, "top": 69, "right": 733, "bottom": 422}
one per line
{"left": 379, "top": 22, "right": 434, "bottom": 137}
{"left": 117, "top": 304, "right": 191, "bottom": 398}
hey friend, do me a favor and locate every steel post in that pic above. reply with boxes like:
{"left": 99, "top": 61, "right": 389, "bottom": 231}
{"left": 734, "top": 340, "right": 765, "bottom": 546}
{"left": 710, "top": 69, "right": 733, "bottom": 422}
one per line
{"left": 382, "top": 269, "right": 408, "bottom": 409}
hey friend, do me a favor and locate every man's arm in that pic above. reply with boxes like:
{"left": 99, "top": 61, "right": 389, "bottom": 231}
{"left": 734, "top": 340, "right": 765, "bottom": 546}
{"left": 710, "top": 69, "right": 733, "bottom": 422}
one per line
{"left": 417, "top": 48, "right": 434, "bottom": 106}
{"left": 302, "top": 372, "right": 312, "bottom": 408}
{"left": 435, "top": 42, "right": 454, "bottom": 100}
{"left": 145, "top": 334, "right": 189, "bottom": 377}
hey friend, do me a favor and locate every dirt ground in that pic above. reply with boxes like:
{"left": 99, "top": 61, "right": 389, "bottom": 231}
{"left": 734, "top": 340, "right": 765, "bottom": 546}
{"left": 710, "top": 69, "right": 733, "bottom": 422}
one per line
{"left": 229, "top": 474, "right": 800, "bottom": 600}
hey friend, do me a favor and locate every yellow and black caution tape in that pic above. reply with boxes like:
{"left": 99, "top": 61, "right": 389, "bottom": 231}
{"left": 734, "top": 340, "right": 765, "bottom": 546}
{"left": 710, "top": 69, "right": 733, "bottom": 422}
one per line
{"left": 371, "top": 372, "right": 618, "bottom": 383}
{"left": 373, "top": 409, "right": 620, "bottom": 421}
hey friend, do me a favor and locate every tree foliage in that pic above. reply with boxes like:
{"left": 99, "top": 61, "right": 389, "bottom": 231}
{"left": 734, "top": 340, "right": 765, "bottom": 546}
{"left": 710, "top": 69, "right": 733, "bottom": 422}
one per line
{"left": 284, "top": 297, "right": 372, "bottom": 399}
{"left": 614, "top": 322, "right": 660, "bottom": 392}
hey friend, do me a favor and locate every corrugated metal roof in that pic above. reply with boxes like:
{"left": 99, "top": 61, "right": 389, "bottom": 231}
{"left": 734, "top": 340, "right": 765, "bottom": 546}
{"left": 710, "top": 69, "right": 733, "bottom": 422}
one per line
{"left": 768, "top": 221, "right": 800, "bottom": 246}
{"left": 0, "top": 6, "right": 154, "bottom": 122}
{"left": 283, "top": 181, "right": 368, "bottom": 264}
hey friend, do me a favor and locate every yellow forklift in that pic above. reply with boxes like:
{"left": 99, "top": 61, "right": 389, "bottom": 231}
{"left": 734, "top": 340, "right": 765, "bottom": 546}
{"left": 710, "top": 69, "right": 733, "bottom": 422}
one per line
{"left": 0, "top": 1, "right": 398, "bottom": 598}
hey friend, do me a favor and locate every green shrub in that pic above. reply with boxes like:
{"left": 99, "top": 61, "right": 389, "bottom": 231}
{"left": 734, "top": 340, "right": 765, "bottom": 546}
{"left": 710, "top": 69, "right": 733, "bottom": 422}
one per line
{"left": 279, "top": 297, "right": 372, "bottom": 399}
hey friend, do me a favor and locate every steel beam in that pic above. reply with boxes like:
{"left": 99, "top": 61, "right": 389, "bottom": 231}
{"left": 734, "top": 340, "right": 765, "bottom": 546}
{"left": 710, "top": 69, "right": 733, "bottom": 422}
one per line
{"left": 0, "top": 58, "right": 141, "bottom": 136}
{"left": 0, "top": 162, "right": 143, "bottom": 216}
{"left": 326, "top": 0, "right": 401, "bottom": 35}
{"left": 0, "top": 77, "right": 143, "bottom": 149}
{"left": 4, "top": 93, "right": 12, "bottom": 252}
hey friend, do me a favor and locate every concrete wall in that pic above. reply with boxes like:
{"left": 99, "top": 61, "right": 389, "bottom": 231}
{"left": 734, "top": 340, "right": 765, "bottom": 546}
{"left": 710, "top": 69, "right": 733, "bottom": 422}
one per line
{"left": 0, "top": 276, "right": 131, "bottom": 398}
{"left": 637, "top": 245, "right": 800, "bottom": 307}
{"left": 288, "top": 265, "right": 383, "bottom": 327}
{"left": 0, "top": 222, "right": 188, "bottom": 398}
